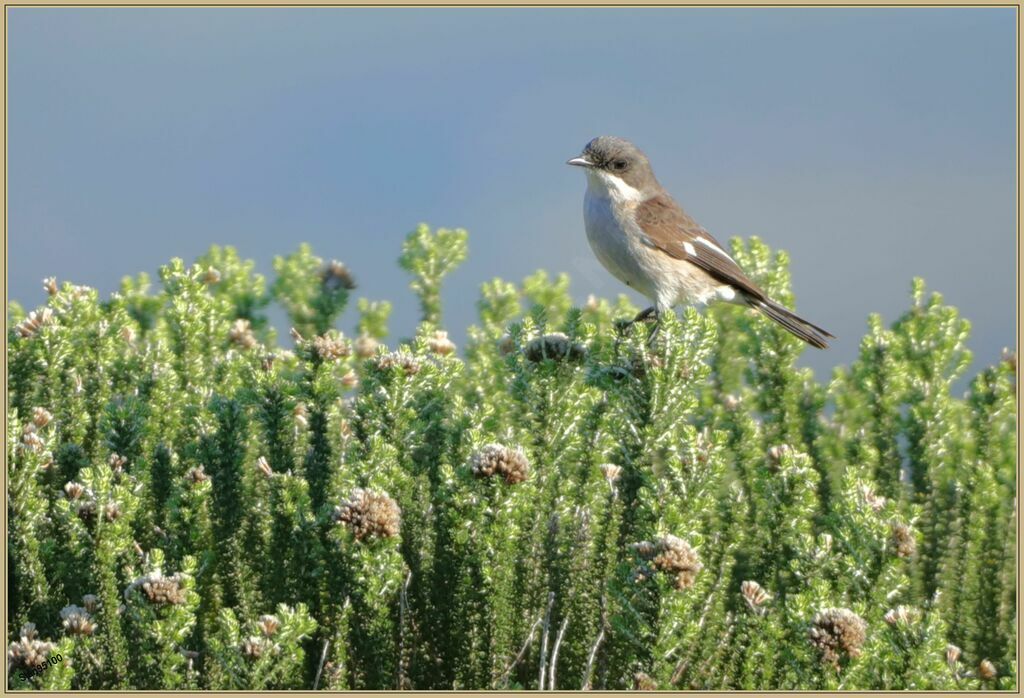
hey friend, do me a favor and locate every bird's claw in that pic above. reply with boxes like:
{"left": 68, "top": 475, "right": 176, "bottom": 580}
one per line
{"left": 614, "top": 306, "right": 662, "bottom": 345}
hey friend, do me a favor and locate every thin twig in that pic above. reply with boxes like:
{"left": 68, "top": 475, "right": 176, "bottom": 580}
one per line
{"left": 537, "top": 592, "right": 556, "bottom": 690}
{"left": 580, "top": 627, "right": 605, "bottom": 690}
{"left": 495, "top": 611, "right": 544, "bottom": 688}
{"left": 313, "top": 639, "right": 330, "bottom": 690}
{"left": 397, "top": 571, "right": 412, "bottom": 689}
{"left": 548, "top": 616, "right": 570, "bottom": 690}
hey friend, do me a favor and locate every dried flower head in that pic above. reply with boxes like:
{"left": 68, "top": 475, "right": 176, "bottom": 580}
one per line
{"left": 634, "top": 672, "right": 657, "bottom": 691}
{"left": 186, "top": 465, "right": 209, "bottom": 485}
{"left": 76, "top": 499, "right": 97, "bottom": 524}
{"left": 634, "top": 535, "right": 703, "bottom": 590}
{"left": 20, "top": 427, "right": 45, "bottom": 453}
{"left": 858, "top": 484, "right": 887, "bottom": 512}
{"left": 353, "top": 334, "right": 379, "bottom": 358}
{"left": 599, "top": 463, "right": 622, "bottom": 484}
{"left": 108, "top": 453, "right": 128, "bottom": 474}
{"left": 257, "top": 614, "right": 280, "bottom": 638}
{"left": 427, "top": 330, "right": 457, "bottom": 356}
{"left": 470, "top": 444, "right": 530, "bottom": 485}
{"left": 16, "top": 308, "right": 55, "bottom": 338}
{"left": 766, "top": 444, "right": 793, "bottom": 464}
{"left": 229, "top": 319, "right": 258, "bottom": 350}
{"left": 202, "top": 266, "right": 221, "bottom": 285}
{"left": 372, "top": 351, "right": 422, "bottom": 376}
{"left": 32, "top": 407, "right": 53, "bottom": 429}
{"left": 127, "top": 572, "right": 188, "bottom": 606}
{"left": 979, "top": 659, "right": 997, "bottom": 680}
{"left": 142, "top": 575, "right": 187, "bottom": 605}
{"left": 741, "top": 580, "right": 772, "bottom": 613}
{"left": 60, "top": 604, "right": 97, "bottom": 636}
{"left": 652, "top": 535, "right": 703, "bottom": 590}
{"left": 313, "top": 332, "right": 351, "bottom": 361}
{"left": 723, "top": 394, "right": 742, "bottom": 411}
{"left": 497, "top": 335, "right": 516, "bottom": 356}
{"left": 883, "top": 605, "right": 919, "bottom": 627}
{"left": 523, "top": 333, "right": 586, "bottom": 363}
{"left": 890, "top": 522, "right": 916, "bottom": 558}
{"left": 340, "top": 370, "right": 359, "bottom": 389}
{"left": 43, "top": 277, "right": 58, "bottom": 296}
{"left": 241, "top": 636, "right": 266, "bottom": 660}
{"left": 7, "top": 624, "right": 55, "bottom": 670}
{"left": 321, "top": 260, "right": 357, "bottom": 291}
{"left": 64, "top": 481, "right": 86, "bottom": 500}
{"left": 256, "top": 456, "right": 273, "bottom": 478}
{"left": 333, "top": 488, "right": 401, "bottom": 541}
{"left": 82, "top": 595, "right": 99, "bottom": 614}
{"left": 104, "top": 502, "right": 122, "bottom": 522}
{"left": 584, "top": 294, "right": 600, "bottom": 312}
{"left": 259, "top": 352, "right": 276, "bottom": 372}
{"left": 809, "top": 608, "right": 867, "bottom": 667}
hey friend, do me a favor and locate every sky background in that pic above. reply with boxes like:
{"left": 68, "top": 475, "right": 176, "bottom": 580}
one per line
{"left": 7, "top": 7, "right": 1017, "bottom": 384}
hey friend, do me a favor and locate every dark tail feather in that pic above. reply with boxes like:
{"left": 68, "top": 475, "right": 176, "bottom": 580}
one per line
{"left": 749, "top": 297, "right": 835, "bottom": 349}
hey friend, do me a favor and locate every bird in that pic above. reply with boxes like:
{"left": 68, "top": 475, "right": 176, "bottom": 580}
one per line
{"left": 567, "top": 136, "right": 834, "bottom": 349}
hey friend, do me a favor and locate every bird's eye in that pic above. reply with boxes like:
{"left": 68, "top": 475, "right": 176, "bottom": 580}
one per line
{"left": 611, "top": 159, "right": 628, "bottom": 171}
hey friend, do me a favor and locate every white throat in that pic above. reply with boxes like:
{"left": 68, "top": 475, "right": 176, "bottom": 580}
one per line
{"left": 584, "top": 169, "right": 645, "bottom": 205}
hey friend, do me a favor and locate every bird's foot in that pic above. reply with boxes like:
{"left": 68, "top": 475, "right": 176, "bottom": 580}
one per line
{"left": 615, "top": 306, "right": 658, "bottom": 335}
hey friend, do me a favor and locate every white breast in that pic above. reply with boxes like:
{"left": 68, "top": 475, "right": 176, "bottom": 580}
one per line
{"left": 583, "top": 187, "right": 658, "bottom": 300}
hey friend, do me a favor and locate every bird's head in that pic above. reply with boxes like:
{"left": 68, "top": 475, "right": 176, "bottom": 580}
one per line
{"left": 567, "top": 136, "right": 659, "bottom": 201}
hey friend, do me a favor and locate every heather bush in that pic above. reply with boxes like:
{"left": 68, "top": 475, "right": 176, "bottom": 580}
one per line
{"left": 6, "top": 225, "right": 1016, "bottom": 690}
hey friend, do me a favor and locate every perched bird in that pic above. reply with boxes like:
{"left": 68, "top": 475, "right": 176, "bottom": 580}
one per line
{"left": 568, "top": 136, "right": 834, "bottom": 348}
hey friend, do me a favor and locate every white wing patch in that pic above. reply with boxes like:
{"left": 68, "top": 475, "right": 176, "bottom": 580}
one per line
{"left": 682, "top": 241, "right": 697, "bottom": 256}
{"left": 715, "top": 285, "right": 737, "bottom": 302}
{"left": 694, "top": 235, "right": 733, "bottom": 260}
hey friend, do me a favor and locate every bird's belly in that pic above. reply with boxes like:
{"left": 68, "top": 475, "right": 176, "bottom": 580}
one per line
{"left": 583, "top": 195, "right": 658, "bottom": 299}
{"left": 582, "top": 193, "right": 729, "bottom": 309}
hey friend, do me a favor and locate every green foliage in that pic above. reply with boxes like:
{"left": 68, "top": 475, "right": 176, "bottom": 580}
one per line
{"left": 356, "top": 298, "right": 392, "bottom": 339}
{"left": 196, "top": 244, "right": 273, "bottom": 340}
{"left": 272, "top": 243, "right": 354, "bottom": 337}
{"left": 399, "top": 223, "right": 468, "bottom": 325}
{"left": 6, "top": 235, "right": 1016, "bottom": 690}
{"left": 205, "top": 603, "right": 317, "bottom": 689}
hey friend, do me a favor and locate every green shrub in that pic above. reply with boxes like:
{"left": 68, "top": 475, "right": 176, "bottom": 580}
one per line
{"left": 6, "top": 225, "right": 1016, "bottom": 689}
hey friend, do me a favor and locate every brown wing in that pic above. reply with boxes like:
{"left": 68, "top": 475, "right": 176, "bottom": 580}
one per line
{"left": 634, "top": 194, "right": 767, "bottom": 302}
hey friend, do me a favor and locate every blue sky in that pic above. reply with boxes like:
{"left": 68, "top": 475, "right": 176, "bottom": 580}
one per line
{"left": 7, "top": 7, "right": 1016, "bottom": 382}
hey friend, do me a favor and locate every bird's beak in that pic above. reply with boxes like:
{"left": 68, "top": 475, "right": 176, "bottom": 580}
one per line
{"left": 566, "top": 156, "right": 593, "bottom": 168}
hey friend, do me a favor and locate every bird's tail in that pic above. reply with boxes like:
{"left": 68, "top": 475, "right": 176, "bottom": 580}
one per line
{"left": 748, "top": 297, "right": 835, "bottom": 349}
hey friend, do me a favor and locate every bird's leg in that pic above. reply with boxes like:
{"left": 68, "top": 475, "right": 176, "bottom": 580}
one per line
{"left": 614, "top": 306, "right": 657, "bottom": 335}
{"left": 633, "top": 306, "right": 658, "bottom": 324}
{"left": 645, "top": 309, "right": 662, "bottom": 346}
